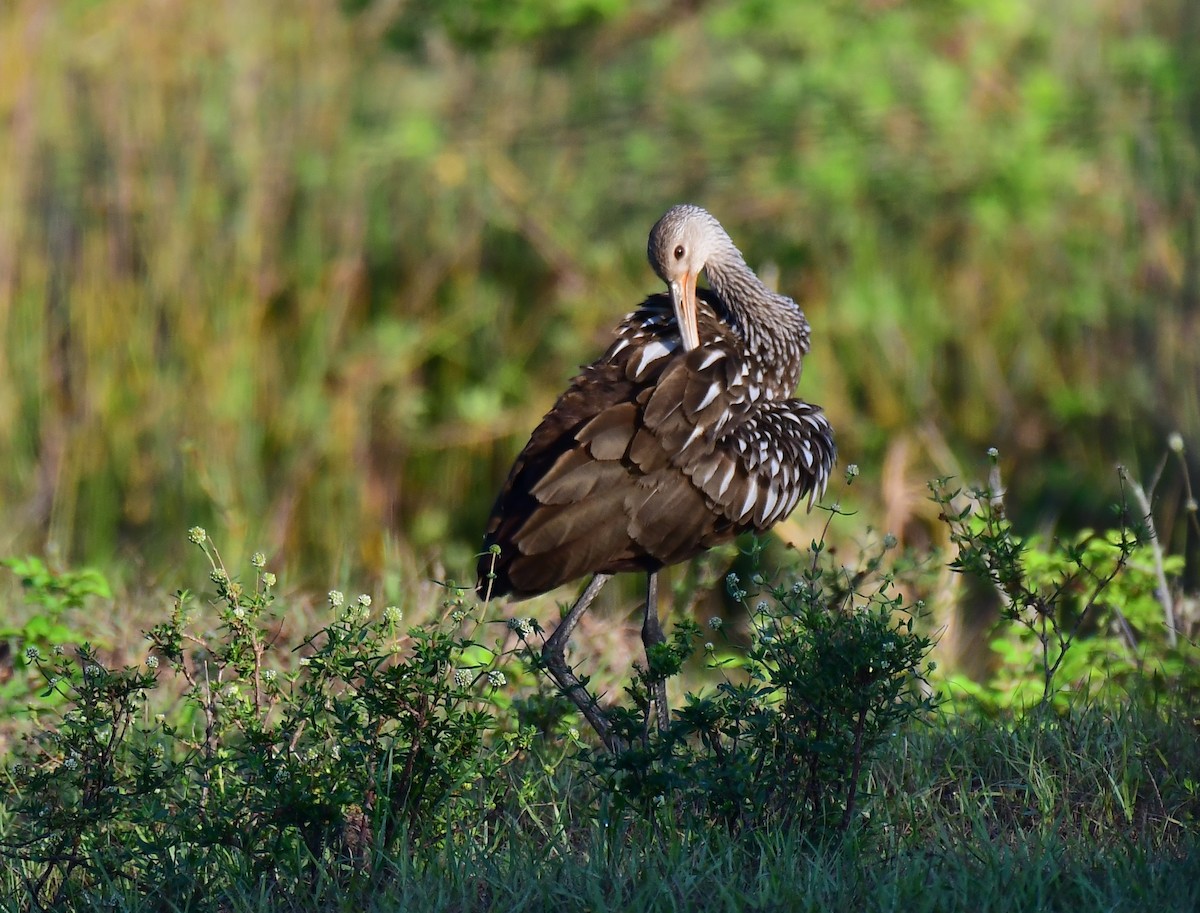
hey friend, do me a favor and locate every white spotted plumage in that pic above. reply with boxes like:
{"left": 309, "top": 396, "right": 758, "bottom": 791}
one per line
{"left": 481, "top": 203, "right": 835, "bottom": 596}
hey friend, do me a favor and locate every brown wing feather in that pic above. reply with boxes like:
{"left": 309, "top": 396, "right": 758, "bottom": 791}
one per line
{"left": 477, "top": 291, "right": 835, "bottom": 601}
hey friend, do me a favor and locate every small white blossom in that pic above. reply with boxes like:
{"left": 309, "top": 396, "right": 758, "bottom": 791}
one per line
{"left": 262, "top": 669, "right": 277, "bottom": 683}
{"left": 845, "top": 463, "right": 860, "bottom": 481}
{"left": 187, "top": 526, "right": 207, "bottom": 545}
{"left": 453, "top": 669, "right": 470, "bottom": 688}
{"left": 328, "top": 590, "right": 344, "bottom": 608}
{"left": 1168, "top": 432, "right": 1184, "bottom": 454}
{"left": 357, "top": 594, "right": 372, "bottom": 608}
{"left": 507, "top": 617, "right": 534, "bottom": 637}
{"left": 64, "top": 755, "right": 79, "bottom": 770}
{"left": 146, "top": 655, "right": 159, "bottom": 670}
{"left": 210, "top": 569, "right": 228, "bottom": 585}
{"left": 384, "top": 605, "right": 403, "bottom": 624}
{"left": 987, "top": 446, "right": 999, "bottom": 459}
{"left": 53, "top": 645, "right": 64, "bottom": 656}
{"left": 263, "top": 572, "right": 277, "bottom": 587}
{"left": 224, "top": 684, "right": 239, "bottom": 699}
{"left": 251, "top": 551, "right": 266, "bottom": 569}
{"left": 232, "top": 607, "right": 245, "bottom": 620}
{"left": 755, "top": 600, "right": 770, "bottom": 613}
{"left": 708, "top": 617, "right": 723, "bottom": 630}
{"left": 487, "top": 670, "right": 507, "bottom": 688}
{"left": 24, "top": 647, "right": 38, "bottom": 662}
{"left": 704, "top": 642, "right": 714, "bottom": 652}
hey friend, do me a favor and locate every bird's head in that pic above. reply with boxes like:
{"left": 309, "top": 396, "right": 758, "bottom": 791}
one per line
{"left": 647, "top": 204, "right": 731, "bottom": 352}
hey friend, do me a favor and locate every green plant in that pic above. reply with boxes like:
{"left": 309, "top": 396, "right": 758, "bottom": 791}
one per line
{"left": 1, "top": 531, "right": 532, "bottom": 909}
{"left": 580, "top": 485, "right": 936, "bottom": 836}
{"left": 931, "top": 448, "right": 1198, "bottom": 711}
{"left": 0, "top": 557, "right": 111, "bottom": 712}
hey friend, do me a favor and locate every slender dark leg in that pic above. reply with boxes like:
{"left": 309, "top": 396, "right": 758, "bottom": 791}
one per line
{"left": 641, "top": 571, "right": 670, "bottom": 732}
{"left": 542, "top": 573, "right": 620, "bottom": 751}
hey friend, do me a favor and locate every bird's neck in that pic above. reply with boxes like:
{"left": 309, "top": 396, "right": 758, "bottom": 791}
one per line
{"left": 703, "top": 255, "right": 811, "bottom": 389}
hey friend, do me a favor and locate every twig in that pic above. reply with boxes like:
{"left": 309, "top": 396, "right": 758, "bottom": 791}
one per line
{"left": 1119, "top": 465, "right": 1177, "bottom": 648}
{"left": 839, "top": 704, "right": 869, "bottom": 833}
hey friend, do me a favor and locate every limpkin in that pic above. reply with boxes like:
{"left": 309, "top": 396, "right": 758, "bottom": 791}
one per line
{"left": 476, "top": 204, "right": 836, "bottom": 749}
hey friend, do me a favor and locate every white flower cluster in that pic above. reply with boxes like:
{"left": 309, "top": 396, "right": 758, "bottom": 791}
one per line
{"left": 507, "top": 617, "right": 534, "bottom": 637}
{"left": 725, "top": 572, "right": 748, "bottom": 601}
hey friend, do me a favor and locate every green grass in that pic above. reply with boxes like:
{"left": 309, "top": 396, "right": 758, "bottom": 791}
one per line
{"left": 2, "top": 698, "right": 1196, "bottom": 912}
{"left": 0, "top": 509, "right": 1196, "bottom": 912}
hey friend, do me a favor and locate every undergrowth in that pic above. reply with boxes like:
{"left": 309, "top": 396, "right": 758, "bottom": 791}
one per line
{"left": 0, "top": 453, "right": 1197, "bottom": 911}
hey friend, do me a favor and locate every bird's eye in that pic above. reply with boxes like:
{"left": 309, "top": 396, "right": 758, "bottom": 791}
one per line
{"left": 673, "top": 245, "right": 685, "bottom": 260}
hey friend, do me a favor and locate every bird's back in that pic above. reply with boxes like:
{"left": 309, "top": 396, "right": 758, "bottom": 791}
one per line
{"left": 477, "top": 289, "right": 835, "bottom": 601}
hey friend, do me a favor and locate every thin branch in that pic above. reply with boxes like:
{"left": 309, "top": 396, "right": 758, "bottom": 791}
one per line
{"left": 1119, "top": 465, "right": 1177, "bottom": 648}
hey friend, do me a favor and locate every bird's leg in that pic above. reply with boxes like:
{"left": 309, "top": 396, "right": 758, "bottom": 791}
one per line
{"left": 641, "top": 571, "right": 670, "bottom": 733}
{"left": 542, "top": 573, "right": 621, "bottom": 751}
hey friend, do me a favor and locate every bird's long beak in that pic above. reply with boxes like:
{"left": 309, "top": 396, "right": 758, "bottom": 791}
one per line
{"left": 669, "top": 272, "right": 701, "bottom": 352}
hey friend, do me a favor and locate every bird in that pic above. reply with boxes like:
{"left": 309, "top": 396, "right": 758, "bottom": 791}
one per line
{"left": 476, "top": 204, "right": 835, "bottom": 750}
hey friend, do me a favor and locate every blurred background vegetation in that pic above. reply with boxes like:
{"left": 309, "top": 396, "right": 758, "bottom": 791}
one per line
{"left": 0, "top": 0, "right": 1197, "bottom": 616}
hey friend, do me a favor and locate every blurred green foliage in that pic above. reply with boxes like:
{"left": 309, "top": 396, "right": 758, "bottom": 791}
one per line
{"left": 0, "top": 0, "right": 1197, "bottom": 585}
{"left": 0, "top": 555, "right": 110, "bottom": 711}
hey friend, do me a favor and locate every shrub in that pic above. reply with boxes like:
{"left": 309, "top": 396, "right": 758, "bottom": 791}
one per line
{"left": 585, "top": 500, "right": 937, "bottom": 836}
{"left": 0, "top": 557, "right": 110, "bottom": 716}
{"left": 930, "top": 447, "right": 1199, "bottom": 711}
{"left": 1, "top": 531, "right": 531, "bottom": 909}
